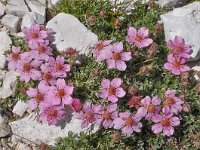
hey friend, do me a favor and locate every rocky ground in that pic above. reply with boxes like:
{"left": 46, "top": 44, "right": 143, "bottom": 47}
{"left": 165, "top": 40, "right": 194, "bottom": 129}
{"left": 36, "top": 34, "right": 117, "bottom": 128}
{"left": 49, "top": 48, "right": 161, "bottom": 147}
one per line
{"left": 0, "top": 0, "right": 199, "bottom": 150}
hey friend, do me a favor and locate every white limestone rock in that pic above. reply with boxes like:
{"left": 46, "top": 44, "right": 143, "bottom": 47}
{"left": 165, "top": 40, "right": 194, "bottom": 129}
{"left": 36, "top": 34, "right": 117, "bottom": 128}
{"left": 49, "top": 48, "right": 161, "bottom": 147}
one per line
{"left": 0, "top": 115, "right": 11, "bottom": 137}
{"left": 161, "top": 2, "right": 200, "bottom": 60}
{"left": 12, "top": 101, "right": 29, "bottom": 117}
{"left": 0, "top": 31, "right": 12, "bottom": 69}
{"left": 46, "top": 13, "right": 98, "bottom": 55}
{"left": 48, "top": 0, "right": 61, "bottom": 8}
{"left": 6, "top": 0, "right": 29, "bottom": 17}
{"left": 10, "top": 112, "right": 99, "bottom": 145}
{"left": 21, "top": 12, "right": 45, "bottom": 29}
{"left": 158, "top": 0, "right": 187, "bottom": 8}
{"left": 0, "top": 70, "right": 18, "bottom": 99}
{"left": 1, "top": 14, "right": 21, "bottom": 33}
{"left": 0, "top": 2, "right": 5, "bottom": 17}
{"left": 26, "top": 0, "right": 46, "bottom": 17}
{"left": 15, "top": 142, "right": 32, "bottom": 150}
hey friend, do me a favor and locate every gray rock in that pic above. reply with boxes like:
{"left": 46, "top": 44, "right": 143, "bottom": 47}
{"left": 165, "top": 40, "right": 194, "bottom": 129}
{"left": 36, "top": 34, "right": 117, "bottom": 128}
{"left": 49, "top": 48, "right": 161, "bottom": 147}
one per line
{"left": 0, "top": 70, "right": 18, "bottom": 99}
{"left": 21, "top": 12, "right": 45, "bottom": 29}
{"left": 48, "top": 0, "right": 60, "bottom": 8}
{"left": 0, "top": 2, "right": 5, "bottom": 17}
{"left": 0, "top": 32, "right": 12, "bottom": 69}
{"left": 6, "top": 0, "right": 29, "bottom": 17}
{"left": 38, "top": 0, "right": 46, "bottom": 5}
{"left": 161, "top": 2, "right": 200, "bottom": 60}
{"left": 0, "top": 115, "right": 11, "bottom": 137}
{"left": 46, "top": 13, "right": 98, "bottom": 55}
{"left": 26, "top": 0, "right": 46, "bottom": 17}
{"left": 15, "top": 142, "right": 32, "bottom": 150}
{"left": 158, "top": 0, "right": 188, "bottom": 8}
{"left": 12, "top": 101, "right": 29, "bottom": 117}
{"left": 1, "top": 14, "right": 21, "bottom": 33}
{"left": 10, "top": 113, "right": 99, "bottom": 145}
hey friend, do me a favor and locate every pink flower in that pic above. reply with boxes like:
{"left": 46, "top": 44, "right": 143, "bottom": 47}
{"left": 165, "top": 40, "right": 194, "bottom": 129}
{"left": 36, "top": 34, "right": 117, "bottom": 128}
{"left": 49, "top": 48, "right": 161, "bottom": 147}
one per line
{"left": 49, "top": 56, "right": 70, "bottom": 78}
{"left": 113, "top": 112, "right": 142, "bottom": 136}
{"left": 136, "top": 96, "right": 161, "bottom": 120}
{"left": 167, "top": 36, "right": 191, "bottom": 59}
{"left": 74, "top": 102, "right": 99, "bottom": 128}
{"left": 7, "top": 47, "right": 21, "bottom": 70}
{"left": 16, "top": 53, "right": 42, "bottom": 83}
{"left": 48, "top": 79, "right": 74, "bottom": 105}
{"left": 29, "top": 41, "right": 53, "bottom": 61}
{"left": 26, "top": 81, "right": 49, "bottom": 110}
{"left": 23, "top": 24, "right": 48, "bottom": 45}
{"left": 94, "top": 104, "right": 118, "bottom": 129}
{"left": 106, "top": 42, "right": 132, "bottom": 71}
{"left": 93, "top": 40, "right": 112, "bottom": 62}
{"left": 151, "top": 107, "right": 180, "bottom": 136}
{"left": 71, "top": 98, "right": 82, "bottom": 112}
{"left": 163, "top": 89, "right": 184, "bottom": 114}
{"left": 39, "top": 102, "right": 65, "bottom": 125}
{"left": 40, "top": 63, "right": 56, "bottom": 85}
{"left": 126, "top": 27, "right": 153, "bottom": 48}
{"left": 99, "top": 78, "right": 126, "bottom": 103}
{"left": 164, "top": 54, "right": 190, "bottom": 75}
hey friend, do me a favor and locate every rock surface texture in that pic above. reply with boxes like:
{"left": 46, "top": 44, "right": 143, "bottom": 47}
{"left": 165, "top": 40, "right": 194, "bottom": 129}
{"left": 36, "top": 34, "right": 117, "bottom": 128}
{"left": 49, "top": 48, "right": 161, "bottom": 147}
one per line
{"left": 161, "top": 2, "right": 200, "bottom": 59}
{"left": 158, "top": 0, "right": 188, "bottom": 8}
{"left": 46, "top": 13, "right": 98, "bottom": 55}
{"left": 10, "top": 113, "right": 99, "bottom": 145}
{"left": 0, "top": 114, "right": 11, "bottom": 138}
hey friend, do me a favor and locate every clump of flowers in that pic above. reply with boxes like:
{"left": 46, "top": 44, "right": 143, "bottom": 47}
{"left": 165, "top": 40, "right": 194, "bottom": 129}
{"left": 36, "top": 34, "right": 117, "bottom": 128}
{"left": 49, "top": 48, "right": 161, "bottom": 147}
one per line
{"left": 164, "top": 36, "right": 191, "bottom": 75}
{"left": 7, "top": 24, "right": 79, "bottom": 125}
{"left": 6, "top": 24, "right": 189, "bottom": 138}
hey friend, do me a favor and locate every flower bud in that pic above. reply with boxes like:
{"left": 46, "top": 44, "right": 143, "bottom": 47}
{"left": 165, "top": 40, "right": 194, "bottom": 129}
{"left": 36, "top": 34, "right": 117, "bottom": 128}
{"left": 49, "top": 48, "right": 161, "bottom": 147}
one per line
{"left": 181, "top": 72, "right": 189, "bottom": 80}
{"left": 181, "top": 79, "right": 189, "bottom": 88}
{"left": 182, "top": 103, "right": 190, "bottom": 112}
{"left": 39, "top": 143, "right": 48, "bottom": 150}
{"left": 92, "top": 68, "right": 100, "bottom": 76}
{"left": 99, "top": 10, "right": 105, "bottom": 17}
{"left": 114, "top": 18, "right": 122, "bottom": 29}
{"left": 87, "top": 15, "right": 96, "bottom": 25}
{"left": 111, "top": 131, "right": 121, "bottom": 142}
{"left": 128, "top": 85, "right": 138, "bottom": 95}
{"left": 154, "top": 23, "right": 162, "bottom": 32}
{"left": 127, "top": 96, "right": 142, "bottom": 109}
{"left": 71, "top": 99, "right": 82, "bottom": 112}
{"left": 195, "top": 84, "right": 200, "bottom": 94}
{"left": 147, "top": 42, "right": 158, "bottom": 58}
{"left": 65, "top": 48, "right": 76, "bottom": 56}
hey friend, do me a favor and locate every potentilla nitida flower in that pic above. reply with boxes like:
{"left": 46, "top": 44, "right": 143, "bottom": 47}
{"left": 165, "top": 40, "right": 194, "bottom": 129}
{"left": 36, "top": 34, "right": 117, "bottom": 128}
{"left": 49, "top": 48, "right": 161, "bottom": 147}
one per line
{"left": 126, "top": 27, "right": 153, "bottom": 48}
{"left": 74, "top": 103, "right": 99, "bottom": 128}
{"left": 106, "top": 42, "right": 132, "bottom": 71}
{"left": 163, "top": 89, "right": 184, "bottom": 114}
{"left": 151, "top": 107, "right": 180, "bottom": 136}
{"left": 167, "top": 36, "right": 191, "bottom": 59}
{"left": 48, "top": 79, "right": 74, "bottom": 105}
{"left": 7, "top": 47, "right": 21, "bottom": 70}
{"left": 136, "top": 96, "right": 161, "bottom": 120}
{"left": 94, "top": 104, "right": 118, "bottom": 129}
{"left": 99, "top": 78, "right": 126, "bottom": 103}
{"left": 164, "top": 54, "right": 190, "bottom": 75}
{"left": 113, "top": 112, "right": 142, "bottom": 136}
{"left": 26, "top": 81, "right": 49, "bottom": 110}
{"left": 16, "top": 53, "right": 42, "bottom": 83}
{"left": 39, "top": 102, "right": 65, "bottom": 125}
{"left": 127, "top": 96, "right": 142, "bottom": 109}
{"left": 48, "top": 56, "right": 70, "bottom": 78}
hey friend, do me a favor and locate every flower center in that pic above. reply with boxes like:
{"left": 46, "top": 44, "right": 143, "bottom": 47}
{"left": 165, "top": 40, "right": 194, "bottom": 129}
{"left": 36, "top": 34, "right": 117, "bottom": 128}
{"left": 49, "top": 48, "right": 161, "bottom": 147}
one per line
{"left": 23, "top": 63, "right": 31, "bottom": 72}
{"left": 35, "top": 93, "right": 44, "bottom": 102}
{"left": 108, "top": 87, "right": 116, "bottom": 95}
{"left": 12, "top": 53, "right": 20, "bottom": 61}
{"left": 161, "top": 118, "right": 170, "bottom": 127}
{"left": 174, "top": 46, "right": 183, "bottom": 53}
{"left": 37, "top": 46, "right": 46, "bottom": 53}
{"left": 85, "top": 112, "right": 94, "bottom": 121}
{"left": 147, "top": 104, "right": 155, "bottom": 113}
{"left": 125, "top": 117, "right": 134, "bottom": 126}
{"left": 135, "top": 34, "right": 143, "bottom": 42}
{"left": 55, "top": 63, "right": 62, "bottom": 71}
{"left": 113, "top": 52, "right": 121, "bottom": 60}
{"left": 173, "top": 61, "right": 181, "bottom": 68}
{"left": 48, "top": 109, "right": 57, "bottom": 117}
{"left": 43, "top": 72, "right": 52, "bottom": 81}
{"left": 31, "top": 33, "right": 38, "bottom": 39}
{"left": 164, "top": 97, "right": 175, "bottom": 106}
{"left": 57, "top": 89, "right": 65, "bottom": 97}
{"left": 96, "top": 43, "right": 104, "bottom": 51}
{"left": 103, "top": 111, "right": 111, "bottom": 120}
